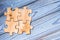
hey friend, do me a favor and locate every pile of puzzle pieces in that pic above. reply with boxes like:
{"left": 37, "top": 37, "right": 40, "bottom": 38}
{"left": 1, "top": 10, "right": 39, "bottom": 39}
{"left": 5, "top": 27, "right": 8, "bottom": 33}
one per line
{"left": 4, "top": 7, "right": 32, "bottom": 35}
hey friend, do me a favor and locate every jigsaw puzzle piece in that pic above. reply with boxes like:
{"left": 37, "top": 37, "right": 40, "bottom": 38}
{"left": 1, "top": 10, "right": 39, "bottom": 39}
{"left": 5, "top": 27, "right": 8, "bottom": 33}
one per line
{"left": 23, "top": 7, "right": 32, "bottom": 22}
{"left": 4, "top": 19, "right": 18, "bottom": 35}
{"left": 18, "top": 7, "right": 32, "bottom": 23}
{"left": 23, "top": 21, "right": 32, "bottom": 34}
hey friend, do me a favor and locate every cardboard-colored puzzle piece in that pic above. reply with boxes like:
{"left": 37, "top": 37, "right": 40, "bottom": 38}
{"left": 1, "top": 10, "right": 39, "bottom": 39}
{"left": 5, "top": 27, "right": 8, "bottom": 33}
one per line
{"left": 23, "top": 7, "right": 32, "bottom": 21}
{"left": 4, "top": 19, "right": 18, "bottom": 35}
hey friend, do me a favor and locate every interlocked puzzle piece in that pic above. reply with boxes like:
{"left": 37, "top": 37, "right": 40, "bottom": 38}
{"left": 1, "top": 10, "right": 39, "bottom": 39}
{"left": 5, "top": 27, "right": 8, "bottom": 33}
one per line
{"left": 4, "top": 19, "right": 18, "bottom": 35}
{"left": 4, "top": 6, "right": 32, "bottom": 35}
{"left": 18, "top": 7, "right": 32, "bottom": 23}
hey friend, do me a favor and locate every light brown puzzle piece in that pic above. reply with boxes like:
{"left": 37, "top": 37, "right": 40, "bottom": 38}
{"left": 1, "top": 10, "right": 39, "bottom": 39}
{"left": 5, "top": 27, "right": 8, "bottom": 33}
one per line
{"left": 4, "top": 19, "right": 18, "bottom": 35}
{"left": 18, "top": 7, "right": 32, "bottom": 23}
{"left": 22, "top": 6, "right": 32, "bottom": 22}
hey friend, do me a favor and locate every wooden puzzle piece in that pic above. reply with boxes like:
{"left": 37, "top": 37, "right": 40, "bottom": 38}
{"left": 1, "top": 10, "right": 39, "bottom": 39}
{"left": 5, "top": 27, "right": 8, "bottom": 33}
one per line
{"left": 23, "top": 6, "right": 32, "bottom": 21}
{"left": 4, "top": 19, "right": 18, "bottom": 35}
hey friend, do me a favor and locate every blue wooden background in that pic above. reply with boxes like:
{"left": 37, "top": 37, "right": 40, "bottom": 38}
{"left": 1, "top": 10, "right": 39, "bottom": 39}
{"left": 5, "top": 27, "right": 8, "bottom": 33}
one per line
{"left": 0, "top": 0, "right": 60, "bottom": 40}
